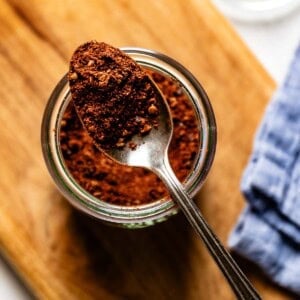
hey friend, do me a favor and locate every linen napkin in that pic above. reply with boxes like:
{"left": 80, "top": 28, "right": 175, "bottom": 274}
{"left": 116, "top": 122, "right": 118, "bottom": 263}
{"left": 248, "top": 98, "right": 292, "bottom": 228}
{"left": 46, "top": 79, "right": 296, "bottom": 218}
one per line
{"left": 228, "top": 44, "right": 300, "bottom": 295}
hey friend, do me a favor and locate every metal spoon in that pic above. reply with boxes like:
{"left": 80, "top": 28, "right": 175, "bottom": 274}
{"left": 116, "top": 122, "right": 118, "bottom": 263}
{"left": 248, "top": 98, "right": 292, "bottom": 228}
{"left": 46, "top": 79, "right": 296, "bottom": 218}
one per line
{"left": 77, "top": 77, "right": 261, "bottom": 299}
{"left": 106, "top": 80, "right": 261, "bottom": 299}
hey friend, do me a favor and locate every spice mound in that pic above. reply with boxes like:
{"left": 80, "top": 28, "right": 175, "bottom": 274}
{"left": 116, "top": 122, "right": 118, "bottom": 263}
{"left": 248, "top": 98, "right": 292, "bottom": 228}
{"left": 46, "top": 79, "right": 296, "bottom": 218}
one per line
{"left": 61, "top": 70, "right": 200, "bottom": 206}
{"left": 68, "top": 41, "right": 159, "bottom": 150}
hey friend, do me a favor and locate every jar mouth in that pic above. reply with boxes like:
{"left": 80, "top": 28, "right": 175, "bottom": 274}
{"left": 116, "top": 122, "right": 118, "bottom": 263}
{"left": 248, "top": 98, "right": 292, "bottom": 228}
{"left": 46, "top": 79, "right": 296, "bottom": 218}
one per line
{"left": 41, "top": 48, "right": 216, "bottom": 227}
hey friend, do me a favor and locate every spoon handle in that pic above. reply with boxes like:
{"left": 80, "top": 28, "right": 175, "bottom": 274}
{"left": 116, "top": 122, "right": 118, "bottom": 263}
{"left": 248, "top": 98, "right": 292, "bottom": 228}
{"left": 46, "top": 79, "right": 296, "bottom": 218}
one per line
{"left": 156, "top": 158, "right": 261, "bottom": 300}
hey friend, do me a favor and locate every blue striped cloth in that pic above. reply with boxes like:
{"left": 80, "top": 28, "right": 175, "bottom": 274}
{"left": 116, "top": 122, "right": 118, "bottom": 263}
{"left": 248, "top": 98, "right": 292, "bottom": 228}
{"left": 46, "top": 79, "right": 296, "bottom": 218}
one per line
{"left": 229, "top": 44, "right": 300, "bottom": 295}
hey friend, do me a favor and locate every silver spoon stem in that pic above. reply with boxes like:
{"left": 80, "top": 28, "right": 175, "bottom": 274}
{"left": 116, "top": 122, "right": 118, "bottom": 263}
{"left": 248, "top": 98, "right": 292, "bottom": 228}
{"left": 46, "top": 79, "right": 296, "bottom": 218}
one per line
{"left": 155, "top": 157, "right": 261, "bottom": 300}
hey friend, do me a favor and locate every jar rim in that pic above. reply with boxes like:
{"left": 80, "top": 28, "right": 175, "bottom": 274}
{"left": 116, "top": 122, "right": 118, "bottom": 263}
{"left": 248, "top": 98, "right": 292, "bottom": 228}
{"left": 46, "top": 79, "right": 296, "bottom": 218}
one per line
{"left": 41, "top": 47, "right": 217, "bottom": 228}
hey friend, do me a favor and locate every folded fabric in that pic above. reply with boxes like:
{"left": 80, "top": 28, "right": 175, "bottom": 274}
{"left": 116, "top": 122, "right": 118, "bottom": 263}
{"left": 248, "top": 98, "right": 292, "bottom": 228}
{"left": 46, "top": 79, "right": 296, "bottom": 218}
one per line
{"left": 229, "top": 44, "right": 300, "bottom": 295}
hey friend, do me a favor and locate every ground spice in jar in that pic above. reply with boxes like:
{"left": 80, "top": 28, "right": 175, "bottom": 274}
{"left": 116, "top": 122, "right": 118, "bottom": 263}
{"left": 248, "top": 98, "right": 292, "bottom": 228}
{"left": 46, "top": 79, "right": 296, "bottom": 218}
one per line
{"left": 68, "top": 42, "right": 160, "bottom": 150}
{"left": 61, "top": 50, "right": 200, "bottom": 206}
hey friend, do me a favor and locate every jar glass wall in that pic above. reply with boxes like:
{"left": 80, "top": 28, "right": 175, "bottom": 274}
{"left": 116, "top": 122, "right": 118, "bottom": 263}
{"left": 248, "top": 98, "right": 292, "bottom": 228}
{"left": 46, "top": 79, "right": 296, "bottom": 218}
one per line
{"left": 41, "top": 48, "right": 216, "bottom": 228}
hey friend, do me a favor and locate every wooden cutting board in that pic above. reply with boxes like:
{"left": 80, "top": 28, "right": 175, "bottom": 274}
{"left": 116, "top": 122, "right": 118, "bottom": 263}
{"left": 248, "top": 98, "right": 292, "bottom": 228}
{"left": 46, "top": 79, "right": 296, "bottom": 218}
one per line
{"left": 0, "top": 0, "right": 290, "bottom": 299}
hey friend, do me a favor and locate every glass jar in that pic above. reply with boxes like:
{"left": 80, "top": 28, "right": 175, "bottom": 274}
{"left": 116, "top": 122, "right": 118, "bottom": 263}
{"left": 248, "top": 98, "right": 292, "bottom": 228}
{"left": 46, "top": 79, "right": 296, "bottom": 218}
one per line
{"left": 41, "top": 48, "right": 216, "bottom": 228}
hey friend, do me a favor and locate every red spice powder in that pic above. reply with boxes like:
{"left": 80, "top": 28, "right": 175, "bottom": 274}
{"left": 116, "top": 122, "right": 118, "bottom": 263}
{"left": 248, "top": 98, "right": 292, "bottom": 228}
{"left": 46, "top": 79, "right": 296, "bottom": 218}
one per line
{"left": 68, "top": 41, "right": 160, "bottom": 150}
{"left": 60, "top": 70, "right": 199, "bottom": 206}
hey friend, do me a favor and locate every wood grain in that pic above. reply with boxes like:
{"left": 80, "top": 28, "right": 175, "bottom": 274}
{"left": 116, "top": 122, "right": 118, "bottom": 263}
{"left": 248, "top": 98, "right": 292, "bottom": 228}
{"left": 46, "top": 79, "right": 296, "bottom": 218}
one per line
{"left": 0, "top": 0, "right": 291, "bottom": 299}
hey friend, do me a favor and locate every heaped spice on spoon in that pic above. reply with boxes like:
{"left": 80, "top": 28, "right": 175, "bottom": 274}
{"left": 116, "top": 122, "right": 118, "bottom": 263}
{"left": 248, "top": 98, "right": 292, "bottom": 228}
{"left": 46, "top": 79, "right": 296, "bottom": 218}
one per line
{"left": 68, "top": 41, "right": 160, "bottom": 150}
